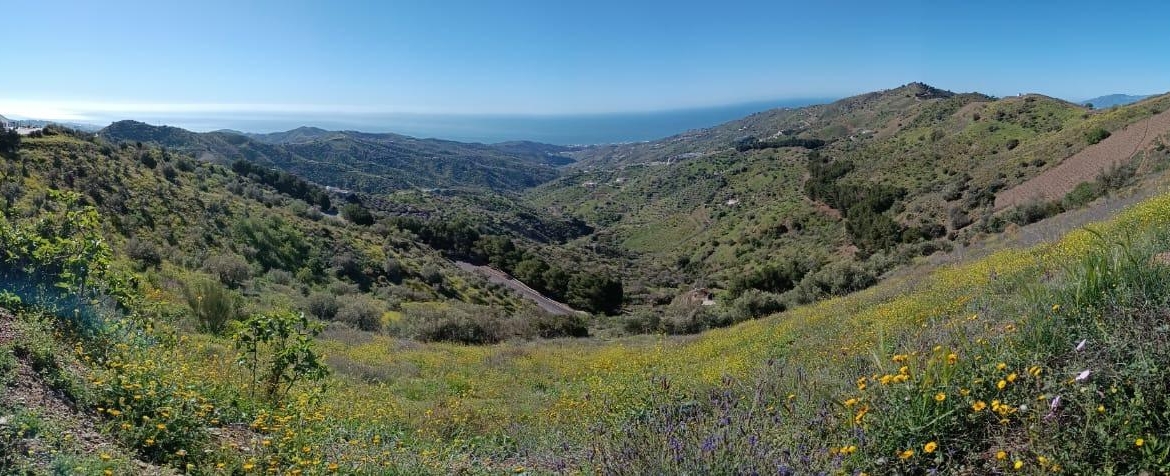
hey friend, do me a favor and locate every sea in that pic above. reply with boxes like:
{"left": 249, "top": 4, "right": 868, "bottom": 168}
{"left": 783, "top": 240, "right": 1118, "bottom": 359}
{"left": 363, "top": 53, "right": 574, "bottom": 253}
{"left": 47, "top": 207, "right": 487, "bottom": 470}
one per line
{"left": 81, "top": 98, "right": 834, "bottom": 146}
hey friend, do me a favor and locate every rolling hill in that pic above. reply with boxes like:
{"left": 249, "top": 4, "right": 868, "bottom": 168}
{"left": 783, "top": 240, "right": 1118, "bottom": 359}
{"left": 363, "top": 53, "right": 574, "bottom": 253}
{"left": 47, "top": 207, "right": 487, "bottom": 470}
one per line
{"left": 526, "top": 84, "right": 1170, "bottom": 330}
{"left": 98, "top": 121, "right": 575, "bottom": 193}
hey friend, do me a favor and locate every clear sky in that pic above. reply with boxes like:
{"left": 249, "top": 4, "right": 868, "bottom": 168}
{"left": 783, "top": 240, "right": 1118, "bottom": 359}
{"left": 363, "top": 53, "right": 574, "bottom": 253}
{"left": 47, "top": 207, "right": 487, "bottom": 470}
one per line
{"left": 1, "top": 0, "right": 1168, "bottom": 121}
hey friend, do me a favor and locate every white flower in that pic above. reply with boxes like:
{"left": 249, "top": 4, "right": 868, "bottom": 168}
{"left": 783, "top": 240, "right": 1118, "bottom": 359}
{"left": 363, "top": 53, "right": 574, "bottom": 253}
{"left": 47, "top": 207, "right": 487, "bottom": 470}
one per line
{"left": 1075, "top": 370, "right": 1091, "bottom": 382}
{"left": 1050, "top": 395, "right": 1061, "bottom": 411}
{"left": 1075, "top": 339, "right": 1086, "bottom": 351}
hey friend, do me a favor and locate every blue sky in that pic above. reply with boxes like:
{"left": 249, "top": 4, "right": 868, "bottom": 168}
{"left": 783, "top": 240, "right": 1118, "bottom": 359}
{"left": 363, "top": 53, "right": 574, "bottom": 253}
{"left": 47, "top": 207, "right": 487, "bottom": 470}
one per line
{"left": 1, "top": 0, "right": 1168, "bottom": 121}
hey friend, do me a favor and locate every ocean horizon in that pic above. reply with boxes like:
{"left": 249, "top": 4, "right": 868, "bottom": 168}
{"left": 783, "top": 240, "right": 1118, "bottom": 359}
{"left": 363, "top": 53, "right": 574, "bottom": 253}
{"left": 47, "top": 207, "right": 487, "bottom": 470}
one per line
{"left": 28, "top": 98, "right": 834, "bottom": 146}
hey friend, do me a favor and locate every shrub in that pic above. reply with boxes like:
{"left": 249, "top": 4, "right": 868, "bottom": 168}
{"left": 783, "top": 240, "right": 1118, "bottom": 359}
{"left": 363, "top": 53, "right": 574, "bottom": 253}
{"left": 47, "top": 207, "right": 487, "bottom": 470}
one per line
{"left": 341, "top": 203, "right": 374, "bottom": 226}
{"left": 522, "top": 311, "right": 589, "bottom": 338}
{"left": 305, "top": 291, "right": 339, "bottom": 320}
{"left": 335, "top": 295, "right": 383, "bottom": 331}
{"left": 183, "top": 277, "right": 241, "bottom": 335}
{"left": 730, "top": 289, "right": 786, "bottom": 319}
{"left": 234, "top": 311, "right": 329, "bottom": 403}
{"left": 567, "top": 273, "right": 624, "bottom": 315}
{"left": 395, "top": 303, "right": 502, "bottom": 344}
{"left": 1085, "top": 127, "right": 1111, "bottom": 145}
{"left": 124, "top": 237, "right": 161, "bottom": 269}
{"left": 203, "top": 252, "right": 251, "bottom": 288}
{"left": 622, "top": 309, "right": 664, "bottom": 334}
{"left": 1063, "top": 182, "right": 1100, "bottom": 209}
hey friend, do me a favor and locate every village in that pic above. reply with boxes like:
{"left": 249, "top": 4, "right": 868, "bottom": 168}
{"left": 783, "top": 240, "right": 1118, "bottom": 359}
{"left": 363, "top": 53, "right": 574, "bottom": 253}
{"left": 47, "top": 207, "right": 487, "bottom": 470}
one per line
{"left": 0, "top": 114, "right": 45, "bottom": 135}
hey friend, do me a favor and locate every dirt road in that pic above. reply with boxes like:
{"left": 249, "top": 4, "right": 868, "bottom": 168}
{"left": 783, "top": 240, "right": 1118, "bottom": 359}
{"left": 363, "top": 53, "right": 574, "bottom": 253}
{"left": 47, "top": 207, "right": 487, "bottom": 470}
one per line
{"left": 454, "top": 261, "right": 579, "bottom": 316}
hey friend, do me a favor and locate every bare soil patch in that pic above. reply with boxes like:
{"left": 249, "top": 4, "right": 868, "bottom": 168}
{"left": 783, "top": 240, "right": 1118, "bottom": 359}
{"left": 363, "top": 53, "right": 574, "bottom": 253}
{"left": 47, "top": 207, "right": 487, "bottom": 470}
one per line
{"left": 995, "top": 109, "right": 1170, "bottom": 210}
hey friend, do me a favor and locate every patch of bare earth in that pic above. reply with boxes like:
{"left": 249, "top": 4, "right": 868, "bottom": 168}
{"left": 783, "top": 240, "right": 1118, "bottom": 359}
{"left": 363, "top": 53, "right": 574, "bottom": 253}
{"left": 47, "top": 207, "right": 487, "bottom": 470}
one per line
{"left": 995, "top": 109, "right": 1170, "bottom": 210}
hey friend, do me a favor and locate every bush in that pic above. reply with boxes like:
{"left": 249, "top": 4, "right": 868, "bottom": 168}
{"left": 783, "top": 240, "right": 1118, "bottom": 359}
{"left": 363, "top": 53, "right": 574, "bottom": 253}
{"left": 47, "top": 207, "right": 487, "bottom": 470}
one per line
{"left": 523, "top": 311, "right": 589, "bottom": 339}
{"left": 335, "top": 295, "right": 383, "bottom": 331}
{"left": 305, "top": 291, "right": 340, "bottom": 321}
{"left": 730, "top": 289, "right": 786, "bottom": 319}
{"left": 622, "top": 309, "right": 664, "bottom": 334}
{"left": 341, "top": 203, "right": 374, "bottom": 226}
{"left": 567, "top": 273, "right": 624, "bottom": 315}
{"left": 204, "top": 252, "right": 252, "bottom": 288}
{"left": 662, "top": 307, "right": 732, "bottom": 335}
{"left": 1085, "top": 127, "right": 1111, "bottom": 145}
{"left": 183, "top": 277, "right": 241, "bottom": 335}
{"left": 1063, "top": 181, "right": 1100, "bottom": 209}
{"left": 395, "top": 303, "right": 503, "bottom": 344}
{"left": 124, "top": 237, "right": 161, "bottom": 269}
{"left": 234, "top": 311, "right": 329, "bottom": 403}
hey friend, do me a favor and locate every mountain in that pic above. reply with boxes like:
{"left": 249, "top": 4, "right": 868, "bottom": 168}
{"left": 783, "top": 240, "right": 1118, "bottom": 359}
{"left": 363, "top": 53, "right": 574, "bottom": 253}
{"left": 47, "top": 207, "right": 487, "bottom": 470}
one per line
{"left": 1080, "top": 93, "right": 1154, "bottom": 108}
{"left": 98, "top": 121, "right": 575, "bottom": 193}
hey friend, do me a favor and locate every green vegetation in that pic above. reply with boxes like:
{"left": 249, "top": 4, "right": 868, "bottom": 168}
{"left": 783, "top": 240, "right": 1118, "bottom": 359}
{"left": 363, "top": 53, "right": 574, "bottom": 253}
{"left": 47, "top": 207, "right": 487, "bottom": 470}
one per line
{"left": 100, "top": 120, "right": 571, "bottom": 193}
{"left": 733, "top": 136, "right": 826, "bottom": 151}
{"left": 1086, "top": 127, "right": 1112, "bottom": 144}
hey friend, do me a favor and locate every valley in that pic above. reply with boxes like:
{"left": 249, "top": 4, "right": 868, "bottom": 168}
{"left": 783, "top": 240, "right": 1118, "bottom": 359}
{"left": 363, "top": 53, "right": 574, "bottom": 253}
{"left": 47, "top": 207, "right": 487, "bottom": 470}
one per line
{"left": 4, "top": 82, "right": 1170, "bottom": 474}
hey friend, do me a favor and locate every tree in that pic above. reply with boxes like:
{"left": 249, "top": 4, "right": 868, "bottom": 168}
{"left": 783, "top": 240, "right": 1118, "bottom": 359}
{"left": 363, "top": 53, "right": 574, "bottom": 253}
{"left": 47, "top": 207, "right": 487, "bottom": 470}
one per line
{"left": 0, "top": 129, "right": 19, "bottom": 158}
{"left": 234, "top": 311, "right": 329, "bottom": 404}
{"left": 341, "top": 203, "right": 374, "bottom": 225}
{"left": 568, "top": 273, "right": 623, "bottom": 315}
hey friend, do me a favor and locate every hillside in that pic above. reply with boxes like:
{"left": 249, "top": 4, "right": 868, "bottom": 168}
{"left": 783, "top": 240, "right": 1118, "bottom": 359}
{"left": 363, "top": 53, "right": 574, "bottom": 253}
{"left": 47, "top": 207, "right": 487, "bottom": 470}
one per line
{"left": 98, "top": 121, "right": 574, "bottom": 193}
{"left": 526, "top": 84, "right": 1170, "bottom": 332}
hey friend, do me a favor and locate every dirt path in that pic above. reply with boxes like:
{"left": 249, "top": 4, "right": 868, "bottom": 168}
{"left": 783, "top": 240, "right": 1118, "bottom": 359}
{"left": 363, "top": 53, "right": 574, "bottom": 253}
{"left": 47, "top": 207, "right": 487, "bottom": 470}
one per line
{"left": 454, "top": 261, "right": 580, "bottom": 316}
{"left": 995, "top": 109, "right": 1170, "bottom": 210}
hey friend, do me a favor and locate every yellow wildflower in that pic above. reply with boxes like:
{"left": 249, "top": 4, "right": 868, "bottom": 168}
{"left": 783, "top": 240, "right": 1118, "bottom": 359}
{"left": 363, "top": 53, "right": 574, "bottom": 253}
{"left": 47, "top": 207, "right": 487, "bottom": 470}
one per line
{"left": 997, "top": 380, "right": 1007, "bottom": 390}
{"left": 972, "top": 400, "right": 987, "bottom": 412}
{"left": 898, "top": 449, "right": 915, "bottom": 459}
{"left": 996, "top": 450, "right": 1007, "bottom": 460}
{"left": 1136, "top": 438, "right": 1144, "bottom": 447}
{"left": 1014, "top": 460, "right": 1024, "bottom": 470}
{"left": 924, "top": 441, "right": 938, "bottom": 453}
{"left": 934, "top": 392, "right": 946, "bottom": 402}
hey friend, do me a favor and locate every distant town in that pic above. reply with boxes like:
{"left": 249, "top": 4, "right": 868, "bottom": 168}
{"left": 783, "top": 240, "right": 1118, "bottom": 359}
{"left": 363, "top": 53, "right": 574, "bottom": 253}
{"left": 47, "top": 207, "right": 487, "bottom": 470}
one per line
{"left": 0, "top": 115, "right": 46, "bottom": 135}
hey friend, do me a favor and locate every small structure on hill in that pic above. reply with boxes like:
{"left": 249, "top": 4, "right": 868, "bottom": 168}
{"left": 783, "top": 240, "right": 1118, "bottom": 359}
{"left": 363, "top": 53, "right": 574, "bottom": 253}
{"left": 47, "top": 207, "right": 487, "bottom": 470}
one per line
{"left": 676, "top": 288, "right": 717, "bottom": 307}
